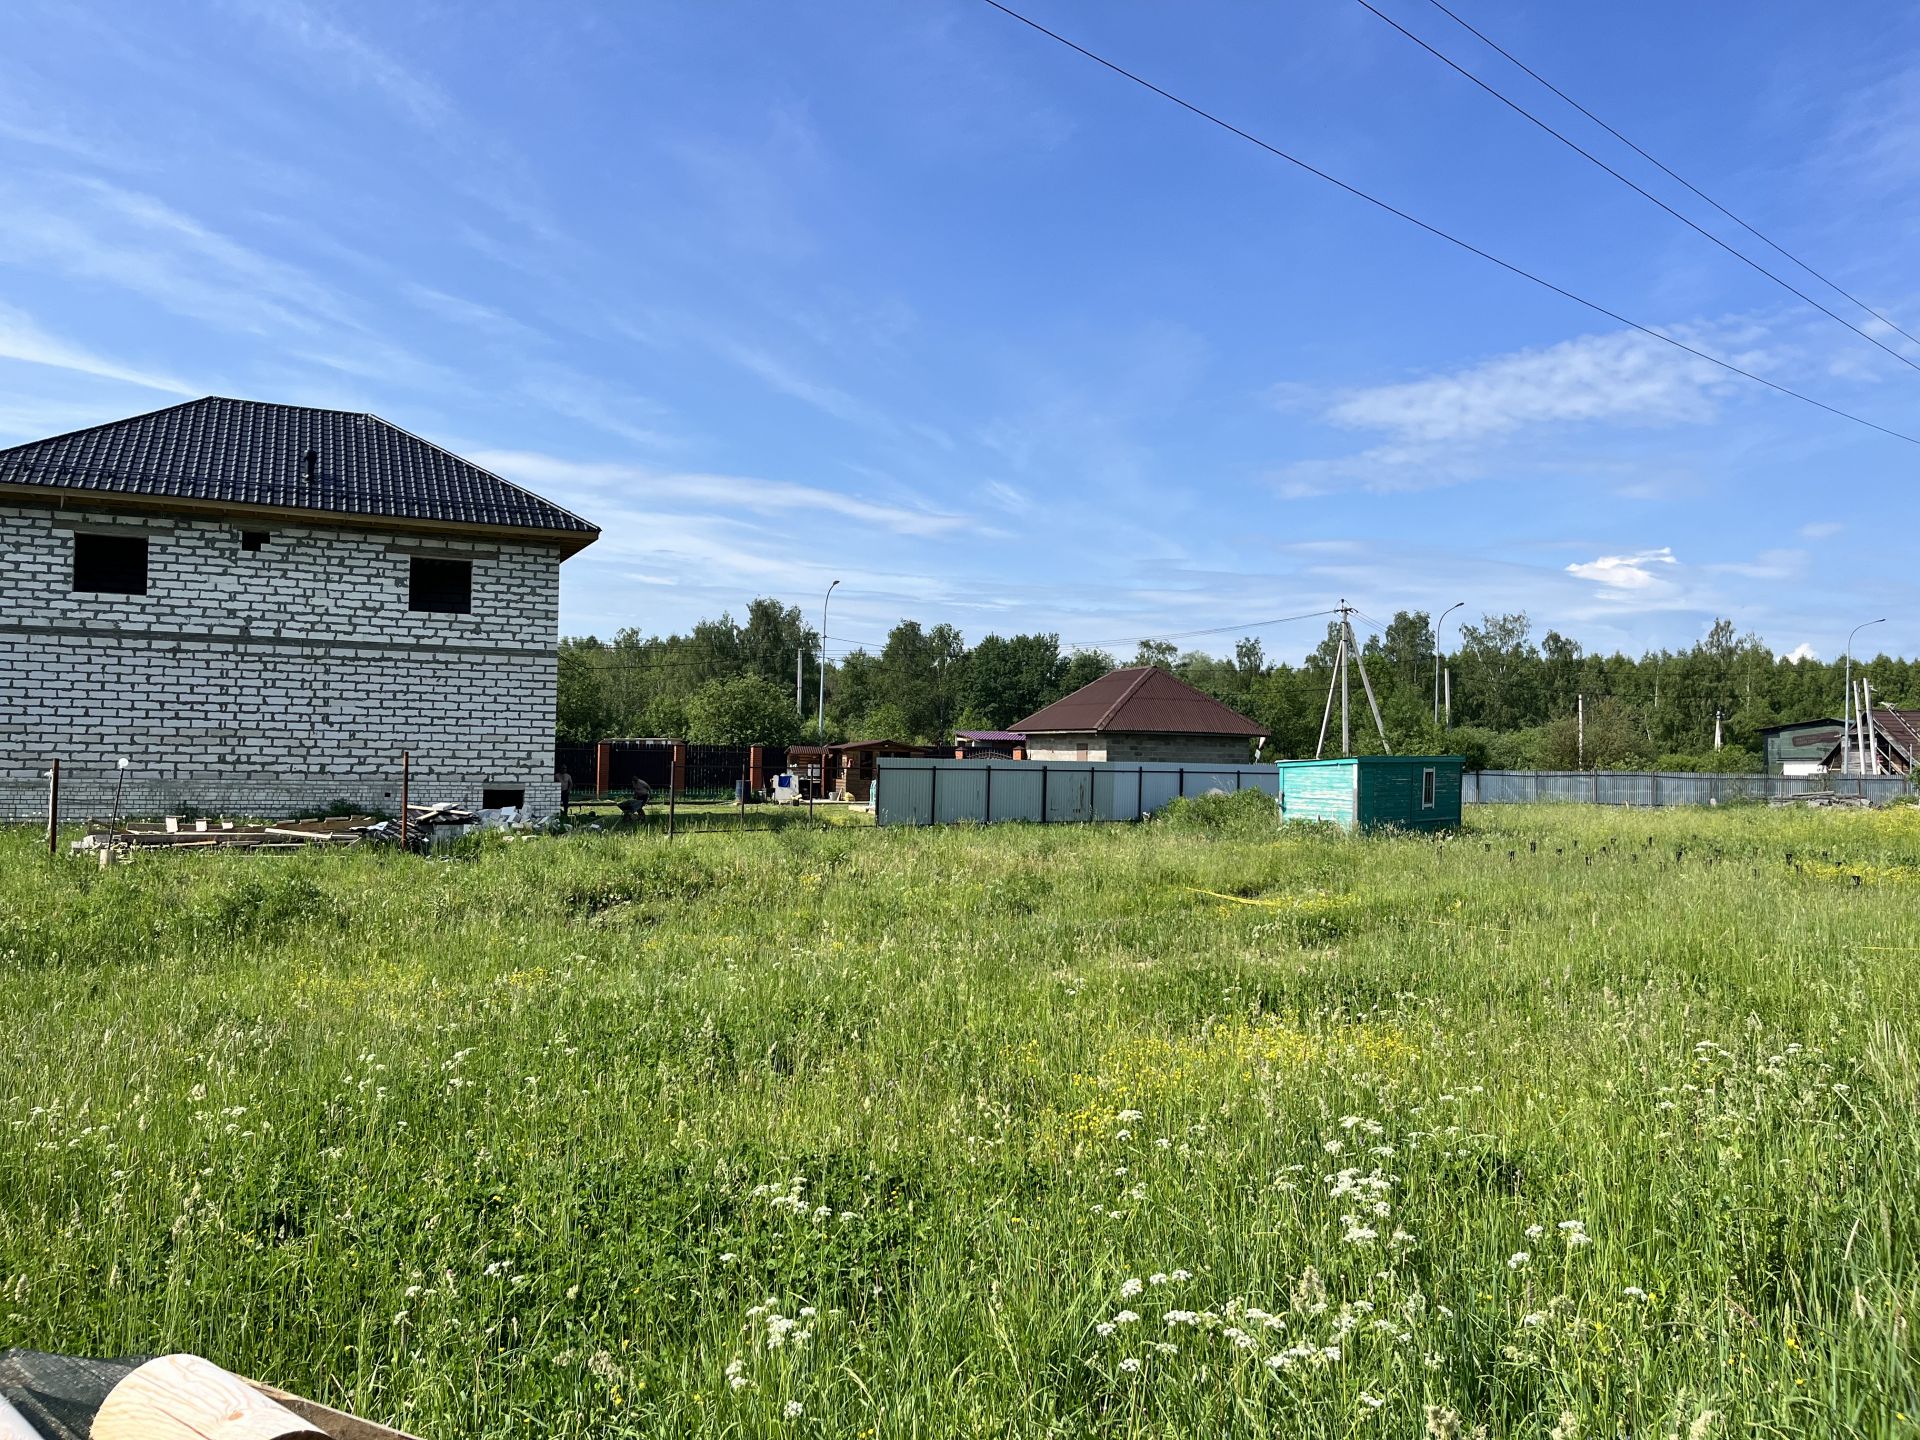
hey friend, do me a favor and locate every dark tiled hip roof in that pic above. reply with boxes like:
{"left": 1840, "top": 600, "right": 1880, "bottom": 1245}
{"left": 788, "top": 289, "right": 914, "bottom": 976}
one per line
{"left": 0, "top": 396, "right": 597, "bottom": 547}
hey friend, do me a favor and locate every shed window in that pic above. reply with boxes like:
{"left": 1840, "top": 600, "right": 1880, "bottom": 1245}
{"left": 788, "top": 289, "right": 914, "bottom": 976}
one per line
{"left": 1421, "top": 767, "right": 1436, "bottom": 808}
{"left": 72, "top": 532, "right": 148, "bottom": 595}
{"left": 240, "top": 530, "right": 270, "bottom": 552}
{"left": 482, "top": 787, "right": 525, "bottom": 810}
{"left": 408, "top": 556, "right": 471, "bottom": 613}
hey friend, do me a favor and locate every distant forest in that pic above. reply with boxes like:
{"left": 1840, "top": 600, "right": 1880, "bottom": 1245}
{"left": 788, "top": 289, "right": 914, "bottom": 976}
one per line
{"left": 558, "top": 600, "right": 1913, "bottom": 771}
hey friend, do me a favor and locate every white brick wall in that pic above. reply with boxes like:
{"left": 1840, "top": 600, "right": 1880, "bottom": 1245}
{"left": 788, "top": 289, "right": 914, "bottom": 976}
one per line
{"left": 1025, "top": 732, "right": 1259, "bottom": 764}
{"left": 0, "top": 502, "right": 569, "bottom": 820}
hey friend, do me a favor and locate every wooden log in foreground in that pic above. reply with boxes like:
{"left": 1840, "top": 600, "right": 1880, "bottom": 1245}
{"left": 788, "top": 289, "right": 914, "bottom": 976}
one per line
{"left": 92, "top": 1355, "right": 329, "bottom": 1440}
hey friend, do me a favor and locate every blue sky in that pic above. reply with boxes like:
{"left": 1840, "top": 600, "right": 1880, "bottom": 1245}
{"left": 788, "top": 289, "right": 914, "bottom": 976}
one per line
{"left": 4, "top": 1, "right": 1919, "bottom": 663}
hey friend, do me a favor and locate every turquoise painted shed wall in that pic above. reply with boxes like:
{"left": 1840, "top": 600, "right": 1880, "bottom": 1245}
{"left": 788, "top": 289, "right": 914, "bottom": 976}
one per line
{"left": 1276, "top": 756, "right": 1464, "bottom": 831}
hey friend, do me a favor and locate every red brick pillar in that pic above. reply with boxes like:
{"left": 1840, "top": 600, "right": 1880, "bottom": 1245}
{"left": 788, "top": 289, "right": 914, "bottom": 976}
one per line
{"left": 1013, "top": 745, "right": 1026, "bottom": 761}
{"left": 671, "top": 742, "right": 688, "bottom": 798}
{"left": 749, "top": 745, "right": 765, "bottom": 792}
{"left": 595, "top": 741, "right": 611, "bottom": 797}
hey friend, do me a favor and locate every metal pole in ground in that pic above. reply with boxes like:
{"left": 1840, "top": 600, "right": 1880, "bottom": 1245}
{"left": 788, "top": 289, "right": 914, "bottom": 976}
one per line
{"left": 668, "top": 771, "right": 677, "bottom": 839}
{"left": 400, "top": 750, "right": 410, "bottom": 850}
{"left": 46, "top": 758, "right": 59, "bottom": 858}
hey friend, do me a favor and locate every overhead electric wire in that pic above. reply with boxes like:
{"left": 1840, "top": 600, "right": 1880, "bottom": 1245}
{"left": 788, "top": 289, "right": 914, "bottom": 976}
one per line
{"left": 1418, "top": 0, "right": 1920, "bottom": 353}
{"left": 975, "top": 0, "right": 1920, "bottom": 448}
{"left": 1349, "top": 0, "right": 1920, "bottom": 377}
{"left": 1063, "top": 607, "right": 1340, "bottom": 652}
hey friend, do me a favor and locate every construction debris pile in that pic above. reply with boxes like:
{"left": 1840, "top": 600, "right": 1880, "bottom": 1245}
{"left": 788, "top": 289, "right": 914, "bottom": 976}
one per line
{"left": 1770, "top": 790, "right": 1880, "bottom": 809}
{"left": 0, "top": 1347, "right": 420, "bottom": 1439}
{"left": 72, "top": 802, "right": 491, "bottom": 858}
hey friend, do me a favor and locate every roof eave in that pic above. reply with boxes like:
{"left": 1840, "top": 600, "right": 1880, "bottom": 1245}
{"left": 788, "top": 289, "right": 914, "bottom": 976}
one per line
{"left": 0, "top": 481, "right": 600, "bottom": 558}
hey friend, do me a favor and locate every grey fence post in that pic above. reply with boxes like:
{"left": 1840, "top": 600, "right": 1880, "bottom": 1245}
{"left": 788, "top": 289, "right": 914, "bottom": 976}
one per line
{"left": 928, "top": 763, "right": 938, "bottom": 827}
{"left": 1040, "top": 765, "right": 1049, "bottom": 823}
{"left": 984, "top": 763, "right": 992, "bottom": 824}
{"left": 1650, "top": 773, "right": 1660, "bottom": 807}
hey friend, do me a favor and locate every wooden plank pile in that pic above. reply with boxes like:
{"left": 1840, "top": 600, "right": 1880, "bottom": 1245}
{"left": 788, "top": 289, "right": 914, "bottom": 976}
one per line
{"left": 0, "top": 1351, "right": 421, "bottom": 1440}
{"left": 72, "top": 804, "right": 481, "bottom": 856}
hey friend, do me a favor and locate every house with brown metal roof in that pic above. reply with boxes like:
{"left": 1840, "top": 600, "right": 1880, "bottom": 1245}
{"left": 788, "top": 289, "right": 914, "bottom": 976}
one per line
{"left": 1817, "top": 706, "right": 1920, "bottom": 776}
{"left": 1011, "top": 666, "right": 1266, "bottom": 764}
{"left": 0, "top": 397, "right": 596, "bottom": 822}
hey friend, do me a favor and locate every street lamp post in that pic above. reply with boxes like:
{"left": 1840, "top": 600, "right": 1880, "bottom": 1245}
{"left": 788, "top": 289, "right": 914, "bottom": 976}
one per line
{"left": 818, "top": 579, "right": 840, "bottom": 744}
{"left": 1842, "top": 616, "right": 1886, "bottom": 775}
{"left": 1434, "top": 602, "right": 1464, "bottom": 728}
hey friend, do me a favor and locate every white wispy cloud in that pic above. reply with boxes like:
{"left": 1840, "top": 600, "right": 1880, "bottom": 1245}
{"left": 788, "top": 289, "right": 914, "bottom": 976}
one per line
{"left": 0, "top": 305, "right": 196, "bottom": 395}
{"left": 1784, "top": 642, "right": 1820, "bottom": 662}
{"left": 1566, "top": 546, "right": 1679, "bottom": 592}
{"left": 1799, "top": 520, "right": 1844, "bottom": 540}
{"left": 469, "top": 450, "right": 975, "bottom": 539}
{"left": 1326, "top": 329, "right": 1732, "bottom": 443}
{"left": 223, "top": 0, "right": 453, "bottom": 130}
{"left": 1708, "top": 548, "right": 1805, "bottom": 580}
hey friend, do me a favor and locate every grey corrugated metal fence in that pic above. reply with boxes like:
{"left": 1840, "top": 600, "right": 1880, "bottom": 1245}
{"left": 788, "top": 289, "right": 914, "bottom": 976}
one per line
{"left": 1462, "top": 770, "right": 1912, "bottom": 807}
{"left": 874, "top": 758, "right": 1277, "bottom": 827}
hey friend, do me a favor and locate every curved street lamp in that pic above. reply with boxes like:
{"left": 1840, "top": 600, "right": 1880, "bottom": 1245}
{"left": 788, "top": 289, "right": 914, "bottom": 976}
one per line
{"left": 1434, "top": 601, "right": 1464, "bottom": 728}
{"left": 818, "top": 579, "right": 841, "bottom": 743}
{"left": 1842, "top": 616, "right": 1886, "bottom": 774}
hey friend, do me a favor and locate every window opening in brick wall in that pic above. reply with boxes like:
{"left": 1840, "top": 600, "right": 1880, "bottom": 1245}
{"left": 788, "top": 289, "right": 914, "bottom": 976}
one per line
{"left": 73, "top": 532, "right": 149, "bottom": 595}
{"left": 240, "top": 530, "right": 270, "bottom": 552}
{"left": 482, "top": 787, "right": 526, "bottom": 810}
{"left": 408, "top": 556, "right": 472, "bottom": 613}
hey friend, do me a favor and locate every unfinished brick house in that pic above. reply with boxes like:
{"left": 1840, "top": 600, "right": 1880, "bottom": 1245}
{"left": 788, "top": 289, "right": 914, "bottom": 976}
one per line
{"left": 0, "top": 397, "right": 597, "bottom": 821}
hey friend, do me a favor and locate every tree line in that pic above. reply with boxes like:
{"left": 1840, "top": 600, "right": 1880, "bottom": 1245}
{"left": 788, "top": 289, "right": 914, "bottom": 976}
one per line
{"left": 558, "top": 602, "right": 1914, "bottom": 771}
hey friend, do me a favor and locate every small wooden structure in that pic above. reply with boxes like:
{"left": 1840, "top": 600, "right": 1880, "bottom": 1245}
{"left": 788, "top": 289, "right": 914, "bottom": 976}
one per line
{"left": 1274, "top": 755, "right": 1463, "bottom": 831}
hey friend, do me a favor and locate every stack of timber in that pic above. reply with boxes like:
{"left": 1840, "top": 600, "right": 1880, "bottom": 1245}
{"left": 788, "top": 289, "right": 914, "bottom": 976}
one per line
{"left": 0, "top": 1351, "right": 421, "bottom": 1440}
{"left": 73, "top": 804, "right": 482, "bottom": 856}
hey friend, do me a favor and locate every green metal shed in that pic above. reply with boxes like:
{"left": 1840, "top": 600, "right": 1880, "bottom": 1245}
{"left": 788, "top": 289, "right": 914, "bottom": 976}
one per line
{"left": 1274, "top": 755, "right": 1464, "bottom": 831}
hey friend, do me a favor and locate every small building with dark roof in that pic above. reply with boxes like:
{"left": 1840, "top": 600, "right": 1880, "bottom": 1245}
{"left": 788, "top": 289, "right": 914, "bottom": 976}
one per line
{"left": 1011, "top": 666, "right": 1266, "bottom": 765}
{"left": 1758, "top": 717, "right": 1844, "bottom": 776}
{"left": 1816, "top": 707, "right": 1920, "bottom": 777}
{"left": 0, "top": 397, "right": 597, "bottom": 821}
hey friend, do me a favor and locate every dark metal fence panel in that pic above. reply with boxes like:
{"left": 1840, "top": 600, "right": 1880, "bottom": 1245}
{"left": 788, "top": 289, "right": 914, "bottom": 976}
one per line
{"left": 874, "top": 759, "right": 1277, "bottom": 826}
{"left": 1463, "top": 769, "right": 1911, "bottom": 807}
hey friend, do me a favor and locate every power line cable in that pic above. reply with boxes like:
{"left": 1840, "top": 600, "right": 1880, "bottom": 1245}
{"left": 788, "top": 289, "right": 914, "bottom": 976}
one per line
{"left": 1064, "top": 607, "right": 1340, "bottom": 652}
{"left": 1418, "top": 0, "right": 1920, "bottom": 353}
{"left": 1350, "top": 0, "right": 1920, "bottom": 376}
{"left": 975, "top": 0, "right": 1920, "bottom": 448}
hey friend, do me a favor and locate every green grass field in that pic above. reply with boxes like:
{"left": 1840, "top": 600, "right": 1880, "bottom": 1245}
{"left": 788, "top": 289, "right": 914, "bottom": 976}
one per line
{"left": 2, "top": 800, "right": 1916, "bottom": 1438}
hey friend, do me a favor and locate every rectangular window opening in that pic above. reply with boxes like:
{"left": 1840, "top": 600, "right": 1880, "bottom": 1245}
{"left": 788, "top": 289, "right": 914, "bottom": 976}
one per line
{"left": 1421, "top": 767, "right": 1436, "bottom": 808}
{"left": 72, "top": 532, "right": 149, "bottom": 595}
{"left": 408, "top": 556, "right": 472, "bottom": 613}
{"left": 482, "top": 787, "right": 526, "bottom": 810}
{"left": 240, "top": 530, "right": 270, "bottom": 552}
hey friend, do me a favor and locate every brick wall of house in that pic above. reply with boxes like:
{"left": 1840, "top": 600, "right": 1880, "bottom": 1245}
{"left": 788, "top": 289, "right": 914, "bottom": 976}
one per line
{"left": 1024, "top": 732, "right": 1258, "bottom": 764}
{"left": 0, "top": 502, "right": 565, "bottom": 821}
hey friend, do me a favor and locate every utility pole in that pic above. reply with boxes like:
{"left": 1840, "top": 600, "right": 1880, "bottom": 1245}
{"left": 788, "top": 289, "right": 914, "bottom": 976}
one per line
{"left": 1315, "top": 602, "right": 1391, "bottom": 757}
{"left": 796, "top": 647, "right": 803, "bottom": 714}
{"left": 1434, "top": 601, "right": 1463, "bottom": 727}
{"left": 1577, "top": 694, "right": 1585, "bottom": 768}
{"left": 1714, "top": 709, "right": 1722, "bottom": 751}
{"left": 1842, "top": 617, "right": 1885, "bottom": 775}
{"left": 818, "top": 579, "right": 840, "bottom": 743}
